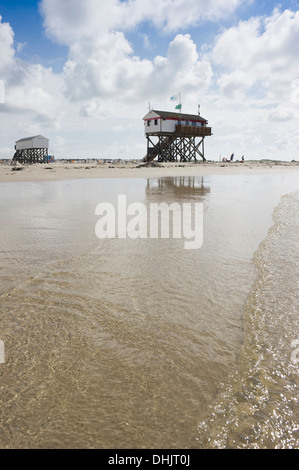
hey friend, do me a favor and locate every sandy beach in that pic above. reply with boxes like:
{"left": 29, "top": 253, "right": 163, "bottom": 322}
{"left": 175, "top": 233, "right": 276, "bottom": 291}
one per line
{"left": 0, "top": 160, "right": 299, "bottom": 183}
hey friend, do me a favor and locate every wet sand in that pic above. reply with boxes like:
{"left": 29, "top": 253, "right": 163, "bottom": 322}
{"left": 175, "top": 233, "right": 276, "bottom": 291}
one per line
{"left": 1, "top": 168, "right": 299, "bottom": 448}
{"left": 0, "top": 160, "right": 298, "bottom": 183}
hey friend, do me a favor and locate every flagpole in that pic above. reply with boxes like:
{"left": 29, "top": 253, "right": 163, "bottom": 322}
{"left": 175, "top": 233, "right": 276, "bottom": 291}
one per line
{"left": 179, "top": 92, "right": 182, "bottom": 113}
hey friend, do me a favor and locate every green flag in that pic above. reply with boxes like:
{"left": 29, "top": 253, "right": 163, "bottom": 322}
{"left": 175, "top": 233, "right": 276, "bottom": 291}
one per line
{"left": 175, "top": 104, "right": 182, "bottom": 110}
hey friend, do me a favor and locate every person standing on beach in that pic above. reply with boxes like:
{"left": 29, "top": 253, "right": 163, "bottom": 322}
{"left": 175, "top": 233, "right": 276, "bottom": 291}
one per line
{"left": 230, "top": 153, "right": 234, "bottom": 161}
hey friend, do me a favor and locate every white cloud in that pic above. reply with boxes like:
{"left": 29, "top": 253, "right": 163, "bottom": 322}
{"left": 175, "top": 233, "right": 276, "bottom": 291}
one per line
{"left": 1, "top": 3, "right": 299, "bottom": 161}
{"left": 40, "top": 0, "right": 247, "bottom": 42}
{"left": 62, "top": 30, "right": 144, "bottom": 101}
{"left": 0, "top": 14, "right": 68, "bottom": 148}
{"left": 0, "top": 15, "right": 15, "bottom": 74}
{"left": 6, "top": 64, "right": 61, "bottom": 113}
{"left": 40, "top": 0, "right": 216, "bottom": 106}
{"left": 121, "top": 0, "right": 246, "bottom": 31}
{"left": 142, "top": 34, "right": 213, "bottom": 99}
{"left": 268, "top": 106, "right": 294, "bottom": 122}
{"left": 217, "top": 70, "right": 254, "bottom": 100}
{"left": 199, "top": 8, "right": 299, "bottom": 160}
{"left": 212, "top": 9, "right": 299, "bottom": 104}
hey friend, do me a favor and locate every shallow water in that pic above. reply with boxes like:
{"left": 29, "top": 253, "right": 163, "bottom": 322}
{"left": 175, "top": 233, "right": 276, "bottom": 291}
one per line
{"left": 0, "top": 174, "right": 298, "bottom": 448}
{"left": 197, "top": 189, "right": 299, "bottom": 449}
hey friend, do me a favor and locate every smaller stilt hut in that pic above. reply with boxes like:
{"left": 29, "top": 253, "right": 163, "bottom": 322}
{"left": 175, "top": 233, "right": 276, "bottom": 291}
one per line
{"left": 12, "top": 135, "right": 49, "bottom": 164}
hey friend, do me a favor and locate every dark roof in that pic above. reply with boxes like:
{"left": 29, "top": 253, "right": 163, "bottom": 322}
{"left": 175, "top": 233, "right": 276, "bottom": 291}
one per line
{"left": 150, "top": 110, "right": 207, "bottom": 122}
{"left": 16, "top": 135, "right": 49, "bottom": 142}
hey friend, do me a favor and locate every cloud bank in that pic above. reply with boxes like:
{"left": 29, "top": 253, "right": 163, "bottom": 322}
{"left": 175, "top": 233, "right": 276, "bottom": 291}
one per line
{"left": 0, "top": 1, "right": 299, "bottom": 160}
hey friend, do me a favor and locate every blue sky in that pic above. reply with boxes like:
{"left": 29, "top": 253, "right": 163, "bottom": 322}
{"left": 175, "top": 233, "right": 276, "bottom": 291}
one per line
{"left": 1, "top": 0, "right": 299, "bottom": 160}
{"left": 1, "top": 0, "right": 295, "bottom": 67}
{"left": 0, "top": 0, "right": 67, "bottom": 69}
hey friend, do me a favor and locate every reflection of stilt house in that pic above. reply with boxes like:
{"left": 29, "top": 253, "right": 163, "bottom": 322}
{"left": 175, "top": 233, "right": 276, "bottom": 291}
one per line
{"left": 12, "top": 135, "right": 49, "bottom": 164}
{"left": 146, "top": 176, "right": 210, "bottom": 198}
{"left": 143, "top": 110, "right": 212, "bottom": 163}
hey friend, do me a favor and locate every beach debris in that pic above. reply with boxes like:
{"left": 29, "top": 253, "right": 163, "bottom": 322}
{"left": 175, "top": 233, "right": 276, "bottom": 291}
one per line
{"left": 136, "top": 162, "right": 165, "bottom": 168}
{"left": 11, "top": 160, "right": 23, "bottom": 167}
{"left": 11, "top": 161, "right": 24, "bottom": 171}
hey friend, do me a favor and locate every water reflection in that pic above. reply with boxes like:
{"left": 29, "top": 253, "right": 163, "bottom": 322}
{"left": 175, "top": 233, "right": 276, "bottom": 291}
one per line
{"left": 146, "top": 176, "right": 210, "bottom": 200}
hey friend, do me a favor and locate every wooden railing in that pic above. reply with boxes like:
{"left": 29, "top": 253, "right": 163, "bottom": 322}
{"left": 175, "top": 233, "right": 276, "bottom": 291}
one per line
{"left": 175, "top": 124, "right": 212, "bottom": 137}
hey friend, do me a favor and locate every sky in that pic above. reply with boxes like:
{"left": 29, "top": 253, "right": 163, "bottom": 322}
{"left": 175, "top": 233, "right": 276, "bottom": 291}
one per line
{"left": 0, "top": 0, "right": 299, "bottom": 161}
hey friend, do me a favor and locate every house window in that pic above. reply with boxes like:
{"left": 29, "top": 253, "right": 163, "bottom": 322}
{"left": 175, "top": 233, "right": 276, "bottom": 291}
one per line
{"left": 154, "top": 119, "right": 158, "bottom": 126}
{"left": 147, "top": 121, "right": 151, "bottom": 126}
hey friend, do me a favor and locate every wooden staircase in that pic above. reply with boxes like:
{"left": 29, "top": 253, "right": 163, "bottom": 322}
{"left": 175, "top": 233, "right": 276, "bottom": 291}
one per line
{"left": 143, "top": 135, "right": 176, "bottom": 163}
